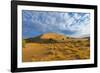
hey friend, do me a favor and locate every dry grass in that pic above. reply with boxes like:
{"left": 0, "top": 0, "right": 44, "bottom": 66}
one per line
{"left": 22, "top": 38, "right": 90, "bottom": 62}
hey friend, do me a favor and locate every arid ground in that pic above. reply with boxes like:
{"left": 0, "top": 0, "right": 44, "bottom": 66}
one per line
{"left": 22, "top": 33, "right": 90, "bottom": 62}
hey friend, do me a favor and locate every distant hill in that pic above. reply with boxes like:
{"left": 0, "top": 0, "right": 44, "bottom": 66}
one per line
{"left": 25, "top": 33, "right": 71, "bottom": 43}
{"left": 40, "top": 32, "right": 68, "bottom": 40}
{"left": 24, "top": 32, "right": 89, "bottom": 43}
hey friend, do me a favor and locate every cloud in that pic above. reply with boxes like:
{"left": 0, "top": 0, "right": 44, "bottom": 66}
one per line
{"left": 22, "top": 10, "right": 90, "bottom": 38}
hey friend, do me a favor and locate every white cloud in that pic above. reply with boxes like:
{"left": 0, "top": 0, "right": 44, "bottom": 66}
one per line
{"left": 23, "top": 10, "right": 90, "bottom": 38}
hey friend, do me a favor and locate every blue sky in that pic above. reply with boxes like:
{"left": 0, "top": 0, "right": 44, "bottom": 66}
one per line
{"left": 22, "top": 10, "right": 90, "bottom": 39}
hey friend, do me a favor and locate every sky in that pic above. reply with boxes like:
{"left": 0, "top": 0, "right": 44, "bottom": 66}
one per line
{"left": 22, "top": 10, "right": 90, "bottom": 39}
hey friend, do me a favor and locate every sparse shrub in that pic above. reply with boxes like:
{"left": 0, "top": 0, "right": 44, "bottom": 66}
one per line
{"left": 77, "top": 40, "right": 81, "bottom": 43}
{"left": 22, "top": 39, "right": 26, "bottom": 48}
{"left": 48, "top": 38, "right": 56, "bottom": 43}
{"left": 85, "top": 42, "right": 90, "bottom": 47}
{"left": 62, "top": 38, "right": 64, "bottom": 40}
{"left": 66, "top": 37, "right": 70, "bottom": 39}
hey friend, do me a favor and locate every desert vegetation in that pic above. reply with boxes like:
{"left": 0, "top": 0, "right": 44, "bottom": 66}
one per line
{"left": 22, "top": 33, "right": 90, "bottom": 62}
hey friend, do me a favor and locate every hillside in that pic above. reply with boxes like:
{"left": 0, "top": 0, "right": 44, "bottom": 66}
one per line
{"left": 40, "top": 32, "right": 68, "bottom": 40}
{"left": 25, "top": 33, "right": 72, "bottom": 43}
